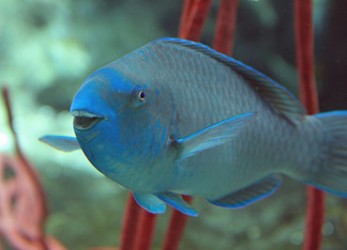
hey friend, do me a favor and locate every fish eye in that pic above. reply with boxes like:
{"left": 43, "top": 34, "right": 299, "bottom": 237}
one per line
{"left": 131, "top": 87, "right": 147, "bottom": 107}
{"left": 73, "top": 116, "right": 102, "bottom": 130}
{"left": 138, "top": 90, "right": 146, "bottom": 102}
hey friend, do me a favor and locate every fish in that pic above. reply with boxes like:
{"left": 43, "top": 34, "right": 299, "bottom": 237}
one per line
{"left": 40, "top": 38, "right": 347, "bottom": 216}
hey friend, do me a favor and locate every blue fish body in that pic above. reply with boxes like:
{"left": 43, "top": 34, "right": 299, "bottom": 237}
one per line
{"left": 40, "top": 38, "right": 347, "bottom": 216}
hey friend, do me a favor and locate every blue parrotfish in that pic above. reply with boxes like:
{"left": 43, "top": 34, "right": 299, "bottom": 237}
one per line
{"left": 40, "top": 38, "right": 347, "bottom": 216}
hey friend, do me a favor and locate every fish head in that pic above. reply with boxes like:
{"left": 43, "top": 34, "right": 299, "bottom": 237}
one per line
{"left": 70, "top": 65, "right": 173, "bottom": 188}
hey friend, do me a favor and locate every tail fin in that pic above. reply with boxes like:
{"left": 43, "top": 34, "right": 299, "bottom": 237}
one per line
{"left": 306, "top": 111, "right": 347, "bottom": 197}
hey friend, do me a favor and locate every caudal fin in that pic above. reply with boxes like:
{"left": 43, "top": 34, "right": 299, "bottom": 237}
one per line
{"left": 305, "top": 111, "right": 347, "bottom": 197}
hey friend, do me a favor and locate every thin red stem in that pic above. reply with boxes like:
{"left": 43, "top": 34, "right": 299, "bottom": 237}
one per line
{"left": 179, "top": 0, "right": 212, "bottom": 41}
{"left": 294, "top": 1, "right": 326, "bottom": 250}
{"left": 161, "top": 196, "right": 192, "bottom": 250}
{"left": 178, "top": 0, "right": 193, "bottom": 37}
{"left": 2, "top": 87, "right": 22, "bottom": 156}
{"left": 134, "top": 211, "right": 157, "bottom": 250}
{"left": 119, "top": 194, "right": 141, "bottom": 250}
{"left": 295, "top": 0, "right": 319, "bottom": 113}
{"left": 213, "top": 0, "right": 239, "bottom": 55}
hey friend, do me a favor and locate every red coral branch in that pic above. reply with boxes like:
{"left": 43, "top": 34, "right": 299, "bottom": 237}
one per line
{"left": 2, "top": 87, "right": 23, "bottom": 156}
{"left": 179, "top": 0, "right": 212, "bottom": 41}
{"left": 119, "top": 194, "right": 141, "bottom": 250}
{"left": 162, "top": 196, "right": 192, "bottom": 250}
{"left": 0, "top": 155, "right": 46, "bottom": 250}
{"left": 294, "top": 0, "right": 319, "bottom": 113}
{"left": 213, "top": 0, "right": 239, "bottom": 55}
{"left": 0, "top": 87, "right": 66, "bottom": 250}
{"left": 134, "top": 211, "right": 157, "bottom": 250}
{"left": 178, "top": 0, "right": 193, "bottom": 37}
{"left": 294, "top": 1, "right": 326, "bottom": 250}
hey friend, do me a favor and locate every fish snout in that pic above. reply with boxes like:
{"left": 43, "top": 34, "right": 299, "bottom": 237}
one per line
{"left": 72, "top": 111, "right": 104, "bottom": 130}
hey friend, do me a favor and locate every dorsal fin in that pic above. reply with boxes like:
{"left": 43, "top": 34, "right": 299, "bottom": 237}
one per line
{"left": 155, "top": 38, "right": 306, "bottom": 123}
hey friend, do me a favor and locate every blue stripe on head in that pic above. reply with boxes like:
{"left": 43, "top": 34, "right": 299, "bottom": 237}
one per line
{"left": 71, "top": 65, "right": 135, "bottom": 116}
{"left": 70, "top": 78, "right": 110, "bottom": 116}
{"left": 88, "top": 66, "right": 134, "bottom": 94}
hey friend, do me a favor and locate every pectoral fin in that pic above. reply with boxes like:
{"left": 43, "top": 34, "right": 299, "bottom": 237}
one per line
{"left": 133, "top": 193, "right": 167, "bottom": 214}
{"left": 158, "top": 192, "right": 198, "bottom": 217}
{"left": 207, "top": 175, "right": 282, "bottom": 208}
{"left": 39, "top": 135, "right": 80, "bottom": 152}
{"left": 175, "top": 113, "right": 255, "bottom": 159}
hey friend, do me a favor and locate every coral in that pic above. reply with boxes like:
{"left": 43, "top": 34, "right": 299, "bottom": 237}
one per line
{"left": 0, "top": 87, "right": 66, "bottom": 250}
{"left": 294, "top": 0, "right": 325, "bottom": 249}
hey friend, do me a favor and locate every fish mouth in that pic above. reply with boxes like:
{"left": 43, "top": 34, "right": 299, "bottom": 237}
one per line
{"left": 71, "top": 111, "right": 104, "bottom": 131}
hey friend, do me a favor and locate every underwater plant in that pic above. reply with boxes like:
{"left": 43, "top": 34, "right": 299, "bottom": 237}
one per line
{"left": 0, "top": 87, "right": 66, "bottom": 250}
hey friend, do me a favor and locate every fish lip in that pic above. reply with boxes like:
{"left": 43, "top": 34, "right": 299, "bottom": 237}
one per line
{"left": 71, "top": 110, "right": 105, "bottom": 131}
{"left": 71, "top": 110, "right": 104, "bottom": 119}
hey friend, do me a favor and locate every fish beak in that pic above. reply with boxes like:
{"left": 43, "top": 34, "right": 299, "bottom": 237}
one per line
{"left": 71, "top": 111, "right": 104, "bottom": 131}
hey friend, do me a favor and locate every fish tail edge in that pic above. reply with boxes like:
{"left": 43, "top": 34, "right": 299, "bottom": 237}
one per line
{"left": 305, "top": 111, "right": 347, "bottom": 197}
